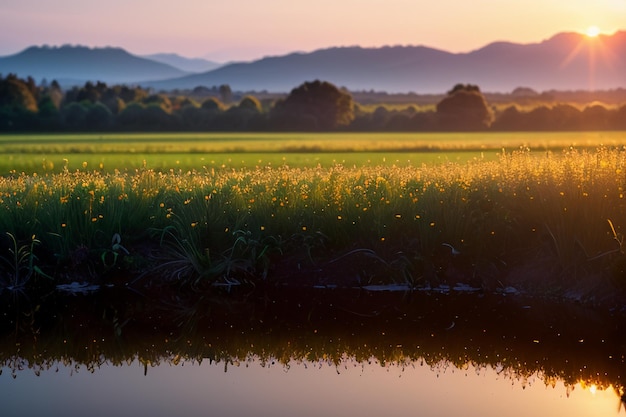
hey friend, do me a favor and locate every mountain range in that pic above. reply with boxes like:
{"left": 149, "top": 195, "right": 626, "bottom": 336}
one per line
{"left": 141, "top": 53, "right": 221, "bottom": 73}
{"left": 1, "top": 32, "right": 625, "bottom": 93}
{"left": 0, "top": 45, "right": 190, "bottom": 86}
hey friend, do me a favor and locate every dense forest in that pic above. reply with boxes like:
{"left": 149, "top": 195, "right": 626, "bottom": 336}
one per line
{"left": 1, "top": 74, "right": 626, "bottom": 132}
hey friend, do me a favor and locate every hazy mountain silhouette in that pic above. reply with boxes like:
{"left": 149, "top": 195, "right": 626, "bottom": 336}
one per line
{"left": 0, "top": 45, "right": 190, "bottom": 86}
{"left": 1, "top": 32, "right": 625, "bottom": 93}
{"left": 142, "top": 53, "right": 222, "bottom": 73}
{"left": 144, "top": 31, "right": 626, "bottom": 93}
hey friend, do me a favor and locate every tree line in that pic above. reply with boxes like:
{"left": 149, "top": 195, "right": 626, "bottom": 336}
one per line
{"left": 1, "top": 74, "right": 626, "bottom": 132}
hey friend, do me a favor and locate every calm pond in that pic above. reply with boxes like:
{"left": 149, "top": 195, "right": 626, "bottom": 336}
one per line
{"left": 0, "top": 286, "right": 624, "bottom": 417}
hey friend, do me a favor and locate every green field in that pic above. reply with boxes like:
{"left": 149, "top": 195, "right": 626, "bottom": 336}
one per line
{"left": 1, "top": 132, "right": 626, "bottom": 304}
{"left": 2, "top": 131, "right": 626, "bottom": 173}
{"left": 4, "top": 151, "right": 488, "bottom": 173}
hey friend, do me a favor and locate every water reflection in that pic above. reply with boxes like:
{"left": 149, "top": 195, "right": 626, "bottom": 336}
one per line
{"left": 1, "top": 356, "right": 623, "bottom": 417}
{"left": 0, "top": 286, "right": 625, "bottom": 416}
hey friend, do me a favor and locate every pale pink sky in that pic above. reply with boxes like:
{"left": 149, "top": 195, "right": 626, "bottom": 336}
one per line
{"left": 1, "top": 0, "right": 625, "bottom": 62}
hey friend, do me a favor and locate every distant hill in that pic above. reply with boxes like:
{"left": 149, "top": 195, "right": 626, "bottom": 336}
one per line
{"left": 142, "top": 53, "right": 221, "bottom": 73}
{"left": 144, "top": 31, "right": 626, "bottom": 93}
{"left": 0, "top": 45, "right": 190, "bottom": 86}
{"left": 2, "top": 32, "right": 625, "bottom": 93}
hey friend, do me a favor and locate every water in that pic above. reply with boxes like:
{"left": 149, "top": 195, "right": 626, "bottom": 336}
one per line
{"left": 0, "top": 287, "right": 624, "bottom": 417}
{"left": 2, "top": 358, "right": 622, "bottom": 417}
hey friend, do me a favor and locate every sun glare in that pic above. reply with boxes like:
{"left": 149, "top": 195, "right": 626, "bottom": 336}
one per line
{"left": 585, "top": 26, "right": 600, "bottom": 37}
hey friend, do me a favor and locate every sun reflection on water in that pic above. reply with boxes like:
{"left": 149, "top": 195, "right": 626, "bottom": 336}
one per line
{"left": 2, "top": 358, "right": 624, "bottom": 417}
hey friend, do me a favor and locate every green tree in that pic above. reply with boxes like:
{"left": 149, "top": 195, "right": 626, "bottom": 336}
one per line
{"left": 117, "top": 85, "right": 148, "bottom": 103}
{"left": 117, "top": 102, "right": 177, "bottom": 131}
{"left": 218, "top": 84, "right": 233, "bottom": 103}
{"left": 0, "top": 74, "right": 38, "bottom": 112}
{"left": 177, "top": 106, "right": 205, "bottom": 130}
{"left": 61, "top": 102, "right": 88, "bottom": 130}
{"left": 523, "top": 106, "right": 552, "bottom": 130}
{"left": 201, "top": 97, "right": 225, "bottom": 112}
{"left": 0, "top": 106, "right": 38, "bottom": 131}
{"left": 172, "top": 96, "right": 199, "bottom": 112}
{"left": 84, "top": 102, "right": 114, "bottom": 130}
{"left": 613, "top": 105, "right": 626, "bottom": 129}
{"left": 117, "top": 102, "right": 146, "bottom": 130}
{"left": 143, "top": 94, "right": 173, "bottom": 113}
{"left": 40, "top": 80, "right": 64, "bottom": 110}
{"left": 436, "top": 84, "right": 493, "bottom": 130}
{"left": 238, "top": 95, "right": 262, "bottom": 113}
{"left": 581, "top": 104, "right": 611, "bottom": 130}
{"left": 550, "top": 104, "right": 581, "bottom": 130}
{"left": 195, "top": 98, "right": 225, "bottom": 130}
{"left": 76, "top": 81, "right": 106, "bottom": 103}
{"left": 271, "top": 80, "right": 354, "bottom": 130}
{"left": 142, "top": 103, "right": 176, "bottom": 130}
{"left": 491, "top": 106, "right": 524, "bottom": 131}
{"left": 448, "top": 83, "right": 481, "bottom": 95}
{"left": 220, "top": 95, "right": 266, "bottom": 130}
{"left": 101, "top": 96, "right": 126, "bottom": 115}
{"left": 36, "top": 96, "right": 63, "bottom": 130}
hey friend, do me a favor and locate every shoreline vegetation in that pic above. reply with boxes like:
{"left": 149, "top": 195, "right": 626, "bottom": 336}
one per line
{"left": 1, "top": 142, "right": 626, "bottom": 308}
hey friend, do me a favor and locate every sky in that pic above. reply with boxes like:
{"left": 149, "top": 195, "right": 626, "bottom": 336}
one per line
{"left": 1, "top": 0, "right": 625, "bottom": 62}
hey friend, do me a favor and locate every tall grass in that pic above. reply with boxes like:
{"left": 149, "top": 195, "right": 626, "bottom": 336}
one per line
{"left": 1, "top": 147, "right": 625, "bottom": 299}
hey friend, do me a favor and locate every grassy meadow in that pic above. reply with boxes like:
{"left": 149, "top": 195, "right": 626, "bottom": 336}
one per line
{"left": 1, "top": 132, "right": 626, "bottom": 303}
{"left": 2, "top": 131, "right": 626, "bottom": 173}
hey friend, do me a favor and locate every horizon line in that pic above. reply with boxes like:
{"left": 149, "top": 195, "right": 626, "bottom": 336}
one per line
{"left": 1, "top": 29, "right": 624, "bottom": 63}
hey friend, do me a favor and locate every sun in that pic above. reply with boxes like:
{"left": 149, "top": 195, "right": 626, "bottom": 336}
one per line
{"left": 585, "top": 26, "right": 601, "bottom": 37}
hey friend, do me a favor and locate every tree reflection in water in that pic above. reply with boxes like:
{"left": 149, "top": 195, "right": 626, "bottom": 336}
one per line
{"left": 0, "top": 286, "right": 624, "bottom": 398}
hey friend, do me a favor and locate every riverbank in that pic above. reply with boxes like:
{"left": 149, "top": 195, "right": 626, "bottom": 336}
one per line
{"left": 2, "top": 147, "right": 626, "bottom": 304}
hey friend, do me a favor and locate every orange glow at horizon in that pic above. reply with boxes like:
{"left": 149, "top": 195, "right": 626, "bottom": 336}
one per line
{"left": 1, "top": 0, "right": 625, "bottom": 61}
{"left": 586, "top": 26, "right": 601, "bottom": 37}
{"left": 560, "top": 27, "right": 618, "bottom": 90}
